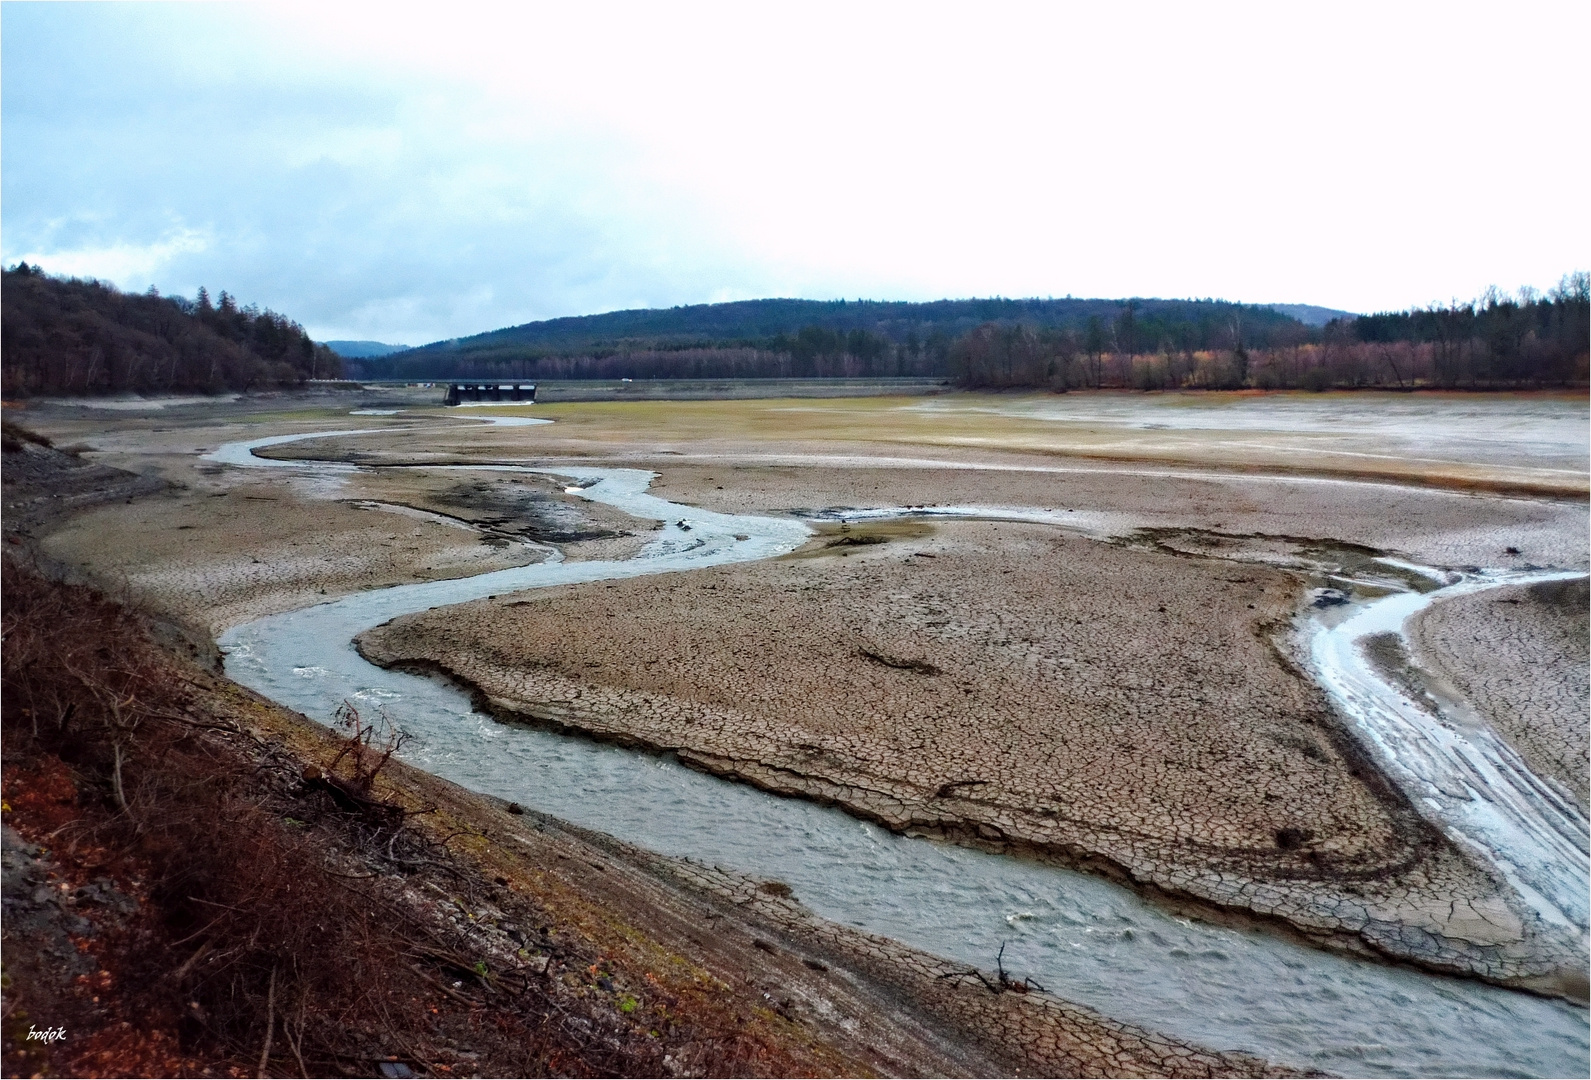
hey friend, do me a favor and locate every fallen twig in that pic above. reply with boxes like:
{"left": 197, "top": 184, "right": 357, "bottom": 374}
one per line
{"left": 258, "top": 964, "right": 277, "bottom": 1079}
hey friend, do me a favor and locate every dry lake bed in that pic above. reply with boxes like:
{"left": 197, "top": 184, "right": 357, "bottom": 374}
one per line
{"left": 11, "top": 387, "right": 1589, "bottom": 1077}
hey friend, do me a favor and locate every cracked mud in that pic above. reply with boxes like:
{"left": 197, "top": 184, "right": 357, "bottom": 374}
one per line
{"left": 1411, "top": 578, "right": 1589, "bottom": 807}
{"left": 357, "top": 513, "right": 1572, "bottom": 981}
{"left": 11, "top": 391, "right": 1588, "bottom": 1076}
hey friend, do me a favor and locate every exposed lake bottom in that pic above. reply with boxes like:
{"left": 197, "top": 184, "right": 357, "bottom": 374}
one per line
{"left": 209, "top": 448, "right": 1588, "bottom": 1078}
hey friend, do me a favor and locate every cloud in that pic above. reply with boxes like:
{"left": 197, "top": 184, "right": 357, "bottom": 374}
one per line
{"left": 2, "top": 5, "right": 772, "bottom": 342}
{"left": 16, "top": 228, "right": 213, "bottom": 287}
{"left": 4, "top": 2, "right": 1588, "bottom": 340}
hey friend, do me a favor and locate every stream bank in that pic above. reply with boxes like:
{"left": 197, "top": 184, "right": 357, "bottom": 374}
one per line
{"left": 208, "top": 431, "right": 1589, "bottom": 1078}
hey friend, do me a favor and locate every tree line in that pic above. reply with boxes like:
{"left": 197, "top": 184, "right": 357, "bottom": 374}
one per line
{"left": 344, "top": 297, "right": 1316, "bottom": 382}
{"left": 350, "top": 327, "right": 950, "bottom": 382}
{"left": 949, "top": 275, "right": 1588, "bottom": 391}
{"left": 345, "top": 277, "right": 1588, "bottom": 388}
{"left": 1, "top": 265, "right": 342, "bottom": 397}
{"left": 360, "top": 295, "right": 1312, "bottom": 379}
{"left": 10, "top": 261, "right": 1581, "bottom": 395}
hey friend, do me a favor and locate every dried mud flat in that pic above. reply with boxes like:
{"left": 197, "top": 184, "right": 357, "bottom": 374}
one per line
{"left": 39, "top": 458, "right": 648, "bottom": 634}
{"left": 6, "top": 392, "right": 1589, "bottom": 1074}
{"left": 2, "top": 558, "right": 1290, "bottom": 1080}
{"left": 1, "top": 441, "right": 1303, "bottom": 1079}
{"left": 2, "top": 410, "right": 1313, "bottom": 1076}
{"left": 357, "top": 512, "right": 1562, "bottom": 980}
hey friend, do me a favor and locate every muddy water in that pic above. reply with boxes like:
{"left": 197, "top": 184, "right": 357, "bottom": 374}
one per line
{"left": 1310, "top": 569, "right": 1590, "bottom": 937}
{"left": 209, "top": 433, "right": 1588, "bottom": 1078}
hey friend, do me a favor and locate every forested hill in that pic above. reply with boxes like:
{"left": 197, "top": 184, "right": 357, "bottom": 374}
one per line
{"left": 1, "top": 265, "right": 342, "bottom": 397}
{"left": 347, "top": 296, "right": 1310, "bottom": 381}
{"left": 324, "top": 339, "right": 411, "bottom": 358}
{"left": 411, "top": 296, "right": 1311, "bottom": 352}
{"left": 346, "top": 280, "right": 1587, "bottom": 390}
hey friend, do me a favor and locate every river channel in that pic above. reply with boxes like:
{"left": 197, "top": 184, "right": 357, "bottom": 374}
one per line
{"left": 209, "top": 430, "right": 1589, "bottom": 1078}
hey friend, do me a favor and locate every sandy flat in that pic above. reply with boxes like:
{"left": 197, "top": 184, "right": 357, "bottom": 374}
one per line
{"left": 325, "top": 390, "right": 1590, "bottom": 496}
{"left": 42, "top": 459, "right": 646, "bottom": 633}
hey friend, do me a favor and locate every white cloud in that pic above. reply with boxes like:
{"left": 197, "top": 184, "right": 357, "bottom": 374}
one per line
{"left": 254, "top": 1, "right": 1591, "bottom": 314}
{"left": 5, "top": 1, "right": 1587, "bottom": 338}
{"left": 17, "top": 228, "right": 212, "bottom": 289}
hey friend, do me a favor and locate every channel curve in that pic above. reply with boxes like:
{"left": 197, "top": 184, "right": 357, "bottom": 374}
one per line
{"left": 1309, "top": 572, "right": 1590, "bottom": 936}
{"left": 206, "top": 430, "right": 1589, "bottom": 1078}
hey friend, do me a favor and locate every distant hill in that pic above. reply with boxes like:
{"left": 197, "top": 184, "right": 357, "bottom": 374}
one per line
{"left": 1263, "top": 304, "right": 1358, "bottom": 327}
{"left": 324, "top": 340, "right": 411, "bottom": 358}
{"left": 314, "top": 279, "right": 1589, "bottom": 391}
{"left": 1, "top": 264, "right": 342, "bottom": 397}
{"left": 347, "top": 296, "right": 1312, "bottom": 381}
{"left": 404, "top": 296, "right": 1305, "bottom": 353}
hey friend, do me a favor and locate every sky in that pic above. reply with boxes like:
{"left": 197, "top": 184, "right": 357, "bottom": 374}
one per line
{"left": 4, "top": 2, "right": 1587, "bottom": 346}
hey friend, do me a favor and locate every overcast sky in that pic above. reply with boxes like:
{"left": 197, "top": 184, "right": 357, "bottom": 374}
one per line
{"left": 4, "top": 2, "right": 1586, "bottom": 345}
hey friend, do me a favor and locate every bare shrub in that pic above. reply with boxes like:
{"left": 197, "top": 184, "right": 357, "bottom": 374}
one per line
{"left": 1, "top": 559, "right": 667, "bottom": 1076}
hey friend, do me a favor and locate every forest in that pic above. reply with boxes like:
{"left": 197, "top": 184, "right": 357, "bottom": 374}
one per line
{"left": 345, "top": 297, "right": 1315, "bottom": 382}
{"left": 345, "top": 280, "right": 1587, "bottom": 391}
{"left": 950, "top": 275, "right": 1589, "bottom": 391}
{"left": 7, "top": 263, "right": 1582, "bottom": 396}
{"left": 1, "top": 265, "right": 342, "bottom": 397}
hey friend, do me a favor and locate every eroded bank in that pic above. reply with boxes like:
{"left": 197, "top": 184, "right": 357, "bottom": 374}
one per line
{"left": 206, "top": 430, "right": 1589, "bottom": 1078}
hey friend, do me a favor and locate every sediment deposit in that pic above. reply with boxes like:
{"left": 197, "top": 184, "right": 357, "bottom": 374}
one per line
{"left": 2, "top": 427, "right": 1302, "bottom": 1078}
{"left": 41, "top": 464, "right": 643, "bottom": 633}
{"left": 9, "top": 391, "right": 1588, "bottom": 1073}
{"left": 357, "top": 516, "right": 1555, "bottom": 979}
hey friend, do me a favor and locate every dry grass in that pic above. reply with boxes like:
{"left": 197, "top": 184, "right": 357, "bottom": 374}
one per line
{"left": 0, "top": 558, "right": 678, "bottom": 1077}
{"left": 1, "top": 554, "right": 908, "bottom": 1078}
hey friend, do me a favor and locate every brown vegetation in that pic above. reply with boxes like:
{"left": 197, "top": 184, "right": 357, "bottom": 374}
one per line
{"left": 949, "top": 276, "right": 1590, "bottom": 392}
{"left": 348, "top": 280, "right": 1587, "bottom": 393}
{"left": 0, "top": 561, "right": 831, "bottom": 1077}
{"left": 0, "top": 546, "right": 1294, "bottom": 1079}
{"left": 6, "top": 387, "right": 1581, "bottom": 1073}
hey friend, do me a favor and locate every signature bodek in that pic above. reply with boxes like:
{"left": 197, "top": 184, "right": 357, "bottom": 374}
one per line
{"left": 26, "top": 1025, "right": 66, "bottom": 1045}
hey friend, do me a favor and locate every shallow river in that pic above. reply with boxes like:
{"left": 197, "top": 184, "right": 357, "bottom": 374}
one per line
{"left": 211, "top": 432, "right": 1589, "bottom": 1078}
{"left": 1312, "top": 571, "right": 1589, "bottom": 935}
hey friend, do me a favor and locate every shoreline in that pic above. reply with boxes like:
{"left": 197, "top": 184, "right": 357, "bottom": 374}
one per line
{"left": 1, "top": 447, "right": 1297, "bottom": 1077}
{"left": 338, "top": 499, "right": 1582, "bottom": 993}
{"left": 364, "top": 642, "right": 1590, "bottom": 1005}
{"left": 7, "top": 398, "right": 1587, "bottom": 1076}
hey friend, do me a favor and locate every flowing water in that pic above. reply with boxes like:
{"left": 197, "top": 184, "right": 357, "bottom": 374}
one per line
{"left": 1311, "top": 570, "right": 1590, "bottom": 934}
{"left": 208, "top": 431, "right": 1589, "bottom": 1078}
